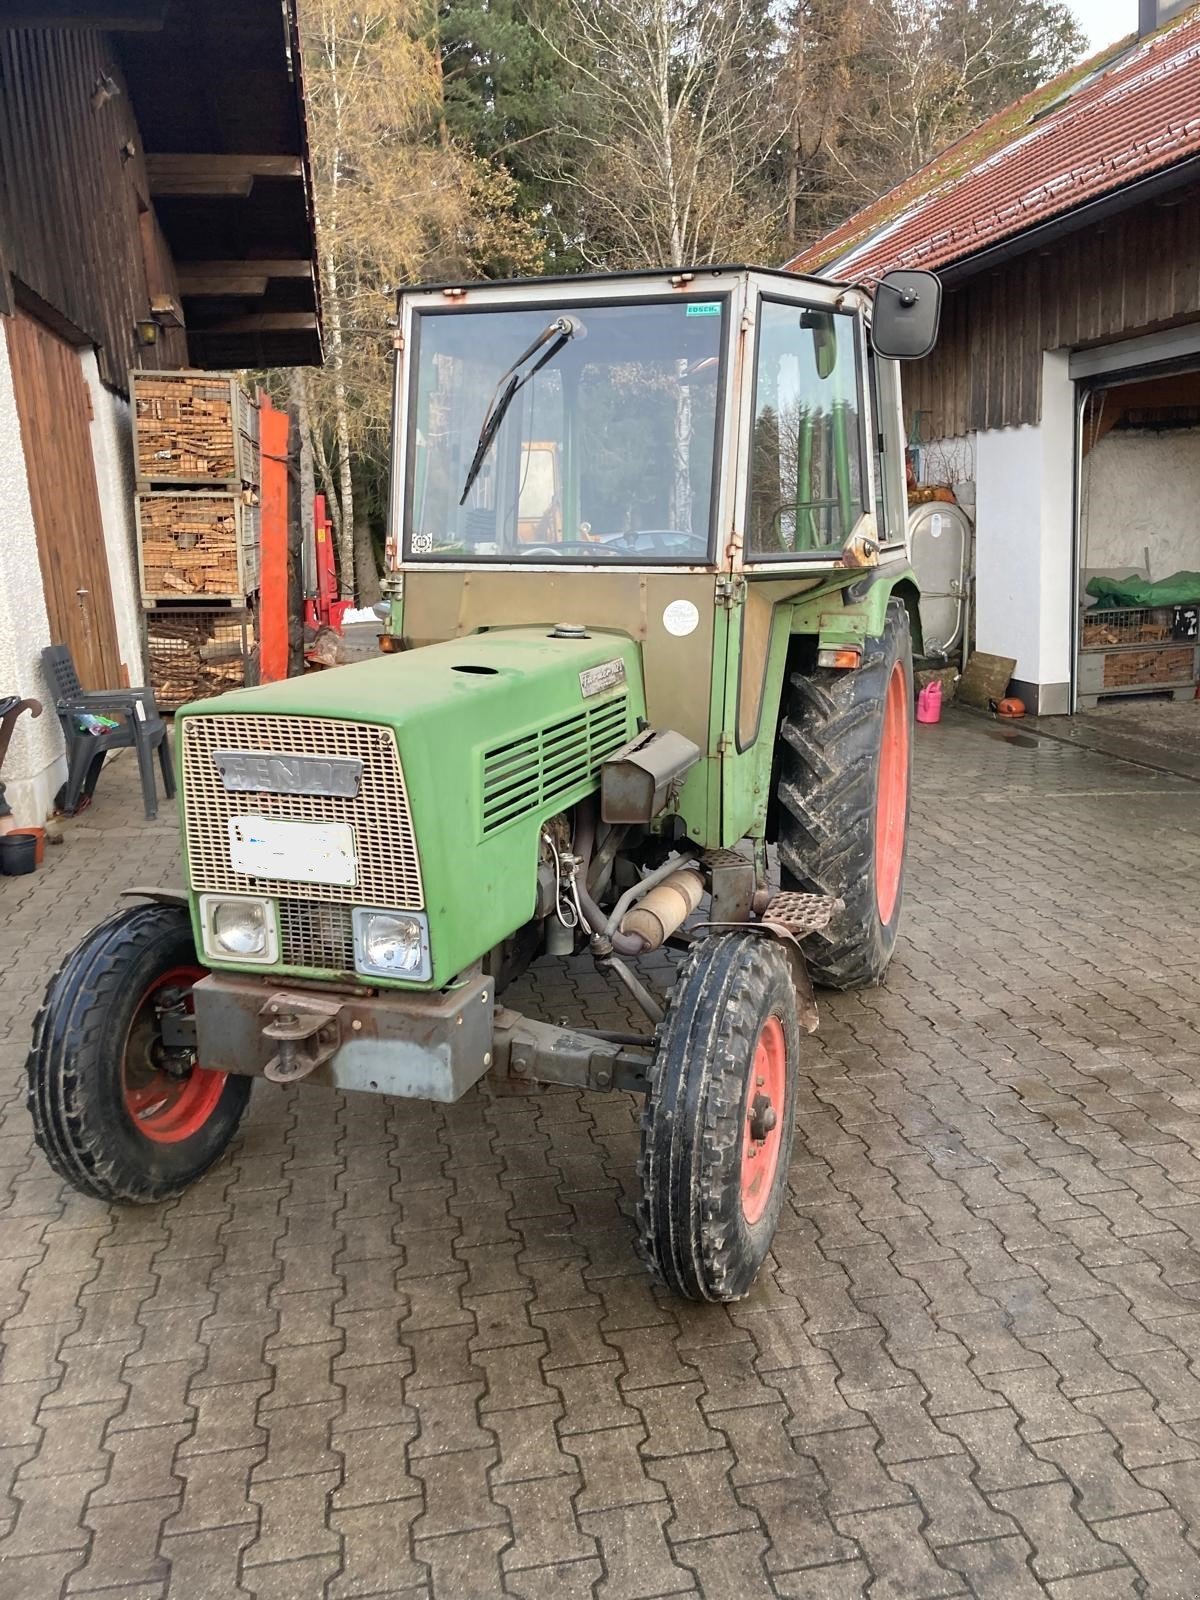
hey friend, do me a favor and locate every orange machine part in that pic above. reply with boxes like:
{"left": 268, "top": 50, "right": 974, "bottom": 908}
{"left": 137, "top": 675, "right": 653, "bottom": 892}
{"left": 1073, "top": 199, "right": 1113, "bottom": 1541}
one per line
{"left": 258, "top": 397, "right": 290, "bottom": 684}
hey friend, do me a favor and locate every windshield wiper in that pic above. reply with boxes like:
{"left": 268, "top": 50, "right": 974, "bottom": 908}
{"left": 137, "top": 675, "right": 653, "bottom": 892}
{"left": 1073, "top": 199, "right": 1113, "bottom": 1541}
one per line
{"left": 458, "top": 317, "right": 581, "bottom": 507}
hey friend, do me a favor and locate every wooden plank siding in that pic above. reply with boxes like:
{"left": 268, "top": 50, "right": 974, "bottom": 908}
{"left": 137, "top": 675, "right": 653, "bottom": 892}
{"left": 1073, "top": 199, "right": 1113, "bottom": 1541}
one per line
{"left": 904, "top": 185, "right": 1200, "bottom": 441}
{"left": 0, "top": 25, "right": 187, "bottom": 392}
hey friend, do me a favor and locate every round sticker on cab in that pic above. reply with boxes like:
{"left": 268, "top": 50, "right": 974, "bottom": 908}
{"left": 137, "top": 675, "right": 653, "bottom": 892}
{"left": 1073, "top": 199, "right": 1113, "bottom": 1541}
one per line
{"left": 662, "top": 599, "right": 700, "bottom": 638}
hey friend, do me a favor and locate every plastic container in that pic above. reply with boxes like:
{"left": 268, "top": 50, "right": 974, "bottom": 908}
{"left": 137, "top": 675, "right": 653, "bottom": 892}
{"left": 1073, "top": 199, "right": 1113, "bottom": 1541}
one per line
{"left": 0, "top": 832, "right": 37, "bottom": 876}
{"left": 916, "top": 680, "right": 943, "bottom": 724}
{"left": 7, "top": 827, "right": 45, "bottom": 865}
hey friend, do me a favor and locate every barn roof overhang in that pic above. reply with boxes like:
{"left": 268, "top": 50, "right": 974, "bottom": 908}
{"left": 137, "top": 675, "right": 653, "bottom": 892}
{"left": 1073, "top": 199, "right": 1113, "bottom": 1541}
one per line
{"left": 13, "top": 0, "right": 323, "bottom": 368}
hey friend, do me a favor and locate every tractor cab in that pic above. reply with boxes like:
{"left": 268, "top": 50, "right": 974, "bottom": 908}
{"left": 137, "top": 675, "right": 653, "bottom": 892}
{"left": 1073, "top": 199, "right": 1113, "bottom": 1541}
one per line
{"left": 389, "top": 265, "right": 936, "bottom": 580}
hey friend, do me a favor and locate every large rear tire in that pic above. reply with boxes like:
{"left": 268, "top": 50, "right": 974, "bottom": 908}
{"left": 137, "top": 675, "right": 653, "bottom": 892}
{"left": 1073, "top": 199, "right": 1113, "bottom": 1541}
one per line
{"left": 776, "top": 598, "right": 913, "bottom": 989}
{"left": 637, "top": 934, "right": 800, "bottom": 1302}
{"left": 27, "top": 903, "right": 251, "bottom": 1202}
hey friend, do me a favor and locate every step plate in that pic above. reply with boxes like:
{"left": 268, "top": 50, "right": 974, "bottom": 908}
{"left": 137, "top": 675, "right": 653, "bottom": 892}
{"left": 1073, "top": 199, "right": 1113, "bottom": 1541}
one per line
{"left": 761, "top": 892, "right": 843, "bottom": 936}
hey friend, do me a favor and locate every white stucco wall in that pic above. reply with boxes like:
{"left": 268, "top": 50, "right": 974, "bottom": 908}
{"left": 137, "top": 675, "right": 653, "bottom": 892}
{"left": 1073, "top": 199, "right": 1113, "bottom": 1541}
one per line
{"left": 1079, "top": 427, "right": 1200, "bottom": 578}
{"left": 83, "top": 351, "right": 145, "bottom": 682}
{"left": 0, "top": 332, "right": 65, "bottom": 824}
{"left": 972, "top": 350, "right": 1075, "bottom": 707}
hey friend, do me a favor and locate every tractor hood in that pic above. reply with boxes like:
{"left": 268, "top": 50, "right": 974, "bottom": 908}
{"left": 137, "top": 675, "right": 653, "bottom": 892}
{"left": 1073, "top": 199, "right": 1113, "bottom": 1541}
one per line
{"left": 175, "top": 629, "right": 645, "bottom": 988}
{"left": 193, "top": 627, "right": 640, "bottom": 726}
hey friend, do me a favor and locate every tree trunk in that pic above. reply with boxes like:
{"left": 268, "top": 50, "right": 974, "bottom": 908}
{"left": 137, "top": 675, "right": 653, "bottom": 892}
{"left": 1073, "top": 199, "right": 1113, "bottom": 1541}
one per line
{"left": 290, "top": 371, "right": 317, "bottom": 600}
{"left": 353, "top": 497, "right": 381, "bottom": 606}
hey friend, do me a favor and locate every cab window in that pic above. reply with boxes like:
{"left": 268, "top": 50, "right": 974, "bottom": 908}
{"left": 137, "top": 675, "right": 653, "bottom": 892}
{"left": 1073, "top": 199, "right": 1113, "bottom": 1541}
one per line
{"left": 747, "top": 299, "right": 867, "bottom": 559}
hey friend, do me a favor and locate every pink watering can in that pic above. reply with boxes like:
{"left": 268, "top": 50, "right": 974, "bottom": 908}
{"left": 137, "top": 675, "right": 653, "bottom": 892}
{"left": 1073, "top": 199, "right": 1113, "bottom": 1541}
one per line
{"left": 916, "top": 681, "right": 942, "bottom": 724}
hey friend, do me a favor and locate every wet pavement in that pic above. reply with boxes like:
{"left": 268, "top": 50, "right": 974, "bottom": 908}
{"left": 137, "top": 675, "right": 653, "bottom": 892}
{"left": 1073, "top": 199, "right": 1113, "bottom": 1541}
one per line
{"left": 1, "top": 711, "right": 1198, "bottom": 1598}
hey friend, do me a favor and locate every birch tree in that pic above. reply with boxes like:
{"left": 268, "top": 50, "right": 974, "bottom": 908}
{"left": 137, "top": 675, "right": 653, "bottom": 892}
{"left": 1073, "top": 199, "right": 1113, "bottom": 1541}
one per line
{"left": 544, "top": 0, "right": 782, "bottom": 268}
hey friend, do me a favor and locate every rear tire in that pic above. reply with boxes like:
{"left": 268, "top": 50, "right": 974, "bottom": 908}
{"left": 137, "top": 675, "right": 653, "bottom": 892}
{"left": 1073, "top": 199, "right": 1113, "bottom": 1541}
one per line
{"left": 776, "top": 598, "right": 913, "bottom": 989}
{"left": 637, "top": 934, "right": 800, "bottom": 1302}
{"left": 27, "top": 903, "right": 251, "bottom": 1202}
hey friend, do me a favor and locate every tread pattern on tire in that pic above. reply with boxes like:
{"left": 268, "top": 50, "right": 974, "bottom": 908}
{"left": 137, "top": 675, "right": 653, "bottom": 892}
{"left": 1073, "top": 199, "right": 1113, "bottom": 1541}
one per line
{"left": 637, "top": 934, "right": 799, "bottom": 1302}
{"left": 27, "top": 903, "right": 250, "bottom": 1203}
{"left": 776, "top": 598, "right": 912, "bottom": 990}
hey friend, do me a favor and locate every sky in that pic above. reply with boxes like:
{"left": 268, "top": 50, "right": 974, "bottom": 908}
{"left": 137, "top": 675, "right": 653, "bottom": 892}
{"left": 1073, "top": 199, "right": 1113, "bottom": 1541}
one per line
{"left": 1070, "top": 0, "right": 1138, "bottom": 50}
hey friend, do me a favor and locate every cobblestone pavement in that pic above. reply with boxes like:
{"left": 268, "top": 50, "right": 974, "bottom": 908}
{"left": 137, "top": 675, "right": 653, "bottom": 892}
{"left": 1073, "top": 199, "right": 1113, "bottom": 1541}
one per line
{"left": 1, "top": 712, "right": 1199, "bottom": 1599}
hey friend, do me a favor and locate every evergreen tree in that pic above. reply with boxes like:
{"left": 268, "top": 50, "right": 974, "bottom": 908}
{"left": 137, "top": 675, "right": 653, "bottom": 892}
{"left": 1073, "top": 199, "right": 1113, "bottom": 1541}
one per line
{"left": 439, "top": 0, "right": 587, "bottom": 266}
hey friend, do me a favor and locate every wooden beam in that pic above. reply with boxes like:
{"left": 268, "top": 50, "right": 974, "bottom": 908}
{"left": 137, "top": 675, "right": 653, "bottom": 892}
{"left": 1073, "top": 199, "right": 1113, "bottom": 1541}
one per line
{"left": 176, "top": 261, "right": 313, "bottom": 297}
{"left": 150, "top": 176, "right": 254, "bottom": 199}
{"left": 178, "top": 275, "right": 269, "bottom": 300}
{"left": 2, "top": 0, "right": 165, "bottom": 26}
{"left": 203, "top": 314, "right": 319, "bottom": 334}
{"left": 147, "top": 155, "right": 303, "bottom": 200}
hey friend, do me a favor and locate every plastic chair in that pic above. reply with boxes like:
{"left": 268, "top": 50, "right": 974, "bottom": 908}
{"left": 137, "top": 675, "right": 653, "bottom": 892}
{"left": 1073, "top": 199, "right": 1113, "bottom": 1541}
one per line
{"left": 41, "top": 646, "right": 174, "bottom": 820}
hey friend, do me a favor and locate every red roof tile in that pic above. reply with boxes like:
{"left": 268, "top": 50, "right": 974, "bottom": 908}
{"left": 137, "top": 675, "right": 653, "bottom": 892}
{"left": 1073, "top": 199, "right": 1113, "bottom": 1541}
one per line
{"left": 787, "top": 7, "right": 1200, "bottom": 281}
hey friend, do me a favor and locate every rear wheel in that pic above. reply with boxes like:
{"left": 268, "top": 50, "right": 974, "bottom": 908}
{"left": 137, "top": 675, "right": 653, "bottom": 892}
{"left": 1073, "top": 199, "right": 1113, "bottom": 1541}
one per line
{"left": 637, "top": 934, "right": 800, "bottom": 1302}
{"left": 27, "top": 903, "right": 251, "bottom": 1202}
{"left": 776, "top": 598, "right": 913, "bottom": 988}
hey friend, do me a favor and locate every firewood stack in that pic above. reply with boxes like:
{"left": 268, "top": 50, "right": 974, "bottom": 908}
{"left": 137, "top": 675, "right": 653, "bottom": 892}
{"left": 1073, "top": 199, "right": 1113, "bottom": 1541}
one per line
{"left": 132, "top": 370, "right": 261, "bottom": 709}
{"left": 145, "top": 610, "right": 255, "bottom": 710}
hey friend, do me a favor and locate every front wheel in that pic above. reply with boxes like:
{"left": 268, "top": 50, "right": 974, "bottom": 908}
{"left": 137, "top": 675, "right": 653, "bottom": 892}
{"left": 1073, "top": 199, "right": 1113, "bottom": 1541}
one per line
{"left": 637, "top": 934, "right": 800, "bottom": 1302}
{"left": 27, "top": 903, "right": 251, "bottom": 1202}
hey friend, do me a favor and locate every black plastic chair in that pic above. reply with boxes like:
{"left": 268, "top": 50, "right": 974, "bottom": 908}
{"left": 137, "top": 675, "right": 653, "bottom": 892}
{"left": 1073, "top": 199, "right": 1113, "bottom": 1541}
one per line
{"left": 41, "top": 645, "right": 174, "bottom": 820}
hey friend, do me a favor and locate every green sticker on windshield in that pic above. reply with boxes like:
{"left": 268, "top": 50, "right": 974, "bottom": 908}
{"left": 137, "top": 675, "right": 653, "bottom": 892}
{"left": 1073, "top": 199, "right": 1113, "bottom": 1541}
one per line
{"left": 685, "top": 302, "right": 721, "bottom": 317}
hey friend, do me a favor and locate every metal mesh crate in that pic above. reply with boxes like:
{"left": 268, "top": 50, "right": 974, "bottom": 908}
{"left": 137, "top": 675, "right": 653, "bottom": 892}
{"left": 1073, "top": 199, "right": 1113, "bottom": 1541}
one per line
{"left": 1079, "top": 606, "right": 1174, "bottom": 650}
{"left": 133, "top": 370, "right": 260, "bottom": 487}
{"left": 145, "top": 606, "right": 256, "bottom": 711}
{"left": 136, "top": 490, "right": 260, "bottom": 601}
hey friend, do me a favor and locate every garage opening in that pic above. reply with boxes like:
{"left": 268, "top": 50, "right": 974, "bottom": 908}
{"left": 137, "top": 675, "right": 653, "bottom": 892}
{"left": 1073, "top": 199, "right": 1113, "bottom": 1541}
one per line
{"left": 1075, "top": 363, "right": 1200, "bottom": 753}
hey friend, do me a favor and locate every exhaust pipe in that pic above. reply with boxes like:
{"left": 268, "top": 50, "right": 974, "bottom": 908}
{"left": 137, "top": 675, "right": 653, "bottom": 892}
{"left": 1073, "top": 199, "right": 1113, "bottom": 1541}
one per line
{"left": 619, "top": 867, "right": 704, "bottom": 952}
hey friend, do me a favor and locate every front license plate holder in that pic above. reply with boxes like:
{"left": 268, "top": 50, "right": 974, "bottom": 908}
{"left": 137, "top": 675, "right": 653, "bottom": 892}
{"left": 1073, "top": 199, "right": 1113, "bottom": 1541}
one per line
{"left": 228, "top": 815, "right": 357, "bottom": 887}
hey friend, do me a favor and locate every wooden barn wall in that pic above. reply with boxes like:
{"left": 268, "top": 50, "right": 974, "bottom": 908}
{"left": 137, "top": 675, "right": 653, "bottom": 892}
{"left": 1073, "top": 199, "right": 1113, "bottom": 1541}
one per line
{"left": 0, "top": 26, "right": 187, "bottom": 392}
{"left": 904, "top": 188, "right": 1200, "bottom": 442}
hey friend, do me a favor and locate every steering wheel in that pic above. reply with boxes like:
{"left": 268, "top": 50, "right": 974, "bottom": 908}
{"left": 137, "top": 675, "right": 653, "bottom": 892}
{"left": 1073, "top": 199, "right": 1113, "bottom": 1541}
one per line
{"left": 516, "top": 541, "right": 619, "bottom": 559}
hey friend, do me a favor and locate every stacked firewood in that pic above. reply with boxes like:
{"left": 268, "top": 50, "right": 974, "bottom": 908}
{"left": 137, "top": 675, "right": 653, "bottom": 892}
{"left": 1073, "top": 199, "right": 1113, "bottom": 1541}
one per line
{"left": 145, "top": 611, "right": 252, "bottom": 709}
{"left": 138, "top": 493, "right": 247, "bottom": 598}
{"left": 134, "top": 373, "right": 254, "bottom": 483}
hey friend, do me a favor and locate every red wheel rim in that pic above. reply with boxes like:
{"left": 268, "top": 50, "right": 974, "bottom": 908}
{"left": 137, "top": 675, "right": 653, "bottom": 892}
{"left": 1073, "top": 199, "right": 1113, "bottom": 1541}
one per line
{"left": 875, "top": 660, "right": 909, "bottom": 927}
{"left": 122, "top": 964, "right": 227, "bottom": 1144}
{"left": 741, "top": 1015, "right": 787, "bottom": 1226}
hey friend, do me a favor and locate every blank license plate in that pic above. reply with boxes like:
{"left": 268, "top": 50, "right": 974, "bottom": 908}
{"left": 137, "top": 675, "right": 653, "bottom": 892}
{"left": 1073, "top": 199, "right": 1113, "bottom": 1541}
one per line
{"left": 228, "top": 816, "right": 357, "bottom": 887}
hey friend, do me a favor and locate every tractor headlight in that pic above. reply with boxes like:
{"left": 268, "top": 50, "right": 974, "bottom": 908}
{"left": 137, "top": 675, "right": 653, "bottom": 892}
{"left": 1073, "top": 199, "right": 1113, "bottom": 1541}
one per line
{"left": 353, "top": 908, "right": 431, "bottom": 981}
{"left": 200, "top": 894, "right": 278, "bottom": 963}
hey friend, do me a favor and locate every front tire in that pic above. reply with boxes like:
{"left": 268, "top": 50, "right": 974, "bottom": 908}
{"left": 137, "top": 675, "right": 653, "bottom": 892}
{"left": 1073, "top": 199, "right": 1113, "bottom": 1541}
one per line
{"left": 637, "top": 934, "right": 800, "bottom": 1302}
{"left": 27, "top": 903, "right": 251, "bottom": 1202}
{"left": 776, "top": 598, "right": 913, "bottom": 989}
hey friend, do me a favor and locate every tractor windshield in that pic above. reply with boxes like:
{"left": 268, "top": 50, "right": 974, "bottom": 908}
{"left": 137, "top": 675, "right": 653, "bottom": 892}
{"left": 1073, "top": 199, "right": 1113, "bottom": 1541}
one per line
{"left": 404, "top": 297, "right": 726, "bottom": 564}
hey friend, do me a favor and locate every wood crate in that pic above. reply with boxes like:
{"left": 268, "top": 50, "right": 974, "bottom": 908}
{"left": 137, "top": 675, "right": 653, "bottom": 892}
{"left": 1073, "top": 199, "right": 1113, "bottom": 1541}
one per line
{"left": 136, "top": 490, "right": 260, "bottom": 601}
{"left": 145, "top": 606, "right": 256, "bottom": 710}
{"left": 1102, "top": 647, "right": 1194, "bottom": 689}
{"left": 133, "top": 371, "right": 259, "bottom": 487}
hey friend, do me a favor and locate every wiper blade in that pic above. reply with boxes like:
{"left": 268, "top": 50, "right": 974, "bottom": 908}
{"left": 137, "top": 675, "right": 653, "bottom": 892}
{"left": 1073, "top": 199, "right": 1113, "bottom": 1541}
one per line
{"left": 458, "top": 317, "right": 579, "bottom": 507}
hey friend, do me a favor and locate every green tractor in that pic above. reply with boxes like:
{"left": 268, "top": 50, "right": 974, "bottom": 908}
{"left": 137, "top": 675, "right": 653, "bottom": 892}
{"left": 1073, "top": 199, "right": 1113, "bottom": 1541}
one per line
{"left": 28, "top": 264, "right": 939, "bottom": 1301}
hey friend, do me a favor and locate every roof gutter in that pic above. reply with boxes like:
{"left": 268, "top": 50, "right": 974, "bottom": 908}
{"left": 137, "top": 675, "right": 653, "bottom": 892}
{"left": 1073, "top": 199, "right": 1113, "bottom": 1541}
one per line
{"left": 934, "top": 151, "right": 1200, "bottom": 289}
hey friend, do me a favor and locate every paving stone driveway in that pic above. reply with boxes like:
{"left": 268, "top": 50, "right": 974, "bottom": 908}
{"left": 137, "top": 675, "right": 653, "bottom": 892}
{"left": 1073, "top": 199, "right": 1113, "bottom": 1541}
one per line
{"left": 1, "top": 712, "right": 1199, "bottom": 1599}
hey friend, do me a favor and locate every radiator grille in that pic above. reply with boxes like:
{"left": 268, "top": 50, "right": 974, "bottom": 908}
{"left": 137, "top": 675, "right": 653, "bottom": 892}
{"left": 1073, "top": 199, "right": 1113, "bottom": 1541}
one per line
{"left": 481, "top": 695, "right": 631, "bottom": 836}
{"left": 181, "top": 714, "right": 423, "bottom": 910}
{"left": 277, "top": 901, "right": 356, "bottom": 972}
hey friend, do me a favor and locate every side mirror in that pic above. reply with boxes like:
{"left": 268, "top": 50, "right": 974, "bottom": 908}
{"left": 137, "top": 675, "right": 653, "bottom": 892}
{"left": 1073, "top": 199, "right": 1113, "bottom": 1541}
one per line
{"left": 870, "top": 270, "right": 941, "bottom": 360}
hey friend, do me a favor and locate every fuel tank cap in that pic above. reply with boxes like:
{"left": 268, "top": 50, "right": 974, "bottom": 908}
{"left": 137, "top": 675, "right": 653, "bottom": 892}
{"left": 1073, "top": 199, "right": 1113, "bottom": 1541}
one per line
{"left": 549, "top": 623, "right": 590, "bottom": 639}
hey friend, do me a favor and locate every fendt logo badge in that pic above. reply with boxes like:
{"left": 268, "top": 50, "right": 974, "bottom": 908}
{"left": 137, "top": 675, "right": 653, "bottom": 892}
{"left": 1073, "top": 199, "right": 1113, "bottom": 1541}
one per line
{"left": 213, "top": 750, "right": 363, "bottom": 798}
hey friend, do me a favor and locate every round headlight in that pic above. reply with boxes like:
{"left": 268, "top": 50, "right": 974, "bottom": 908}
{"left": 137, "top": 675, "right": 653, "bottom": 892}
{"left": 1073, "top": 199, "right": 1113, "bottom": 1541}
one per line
{"left": 364, "top": 914, "right": 424, "bottom": 973}
{"left": 212, "top": 900, "right": 268, "bottom": 956}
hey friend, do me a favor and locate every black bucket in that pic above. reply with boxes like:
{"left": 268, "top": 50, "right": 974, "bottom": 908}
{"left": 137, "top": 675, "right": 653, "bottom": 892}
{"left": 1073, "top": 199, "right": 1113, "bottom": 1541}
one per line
{"left": 0, "top": 832, "right": 37, "bottom": 876}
